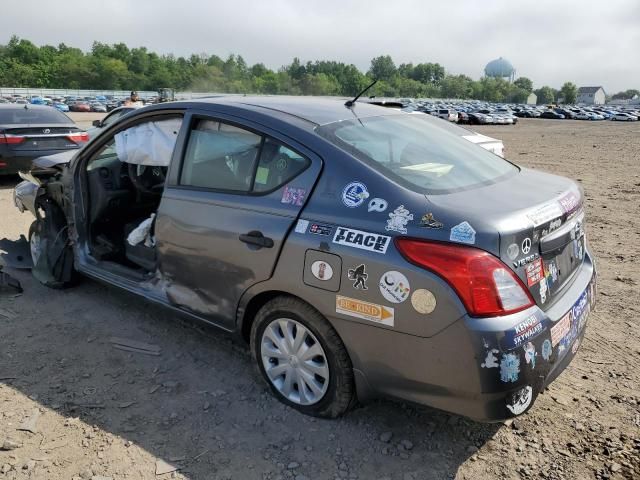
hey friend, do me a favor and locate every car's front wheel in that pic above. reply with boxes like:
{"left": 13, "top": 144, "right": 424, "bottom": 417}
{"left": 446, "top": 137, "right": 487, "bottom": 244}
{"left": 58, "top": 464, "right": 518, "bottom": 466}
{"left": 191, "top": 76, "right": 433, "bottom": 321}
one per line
{"left": 28, "top": 220, "right": 42, "bottom": 267}
{"left": 250, "top": 296, "right": 355, "bottom": 418}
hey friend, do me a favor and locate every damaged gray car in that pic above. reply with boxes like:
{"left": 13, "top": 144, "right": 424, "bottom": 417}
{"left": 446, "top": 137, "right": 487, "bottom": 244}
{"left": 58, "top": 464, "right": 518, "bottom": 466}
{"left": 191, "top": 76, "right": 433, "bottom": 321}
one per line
{"left": 13, "top": 97, "right": 596, "bottom": 420}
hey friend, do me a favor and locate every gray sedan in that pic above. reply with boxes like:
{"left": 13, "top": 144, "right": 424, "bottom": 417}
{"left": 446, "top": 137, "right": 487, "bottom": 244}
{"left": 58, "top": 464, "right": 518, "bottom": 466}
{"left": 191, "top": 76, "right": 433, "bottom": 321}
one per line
{"left": 13, "top": 97, "right": 596, "bottom": 421}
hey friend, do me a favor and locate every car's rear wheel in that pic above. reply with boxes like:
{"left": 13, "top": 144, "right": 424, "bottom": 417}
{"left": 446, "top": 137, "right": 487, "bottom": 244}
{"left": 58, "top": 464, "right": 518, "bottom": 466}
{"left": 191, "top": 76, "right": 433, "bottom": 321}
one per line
{"left": 250, "top": 296, "right": 355, "bottom": 418}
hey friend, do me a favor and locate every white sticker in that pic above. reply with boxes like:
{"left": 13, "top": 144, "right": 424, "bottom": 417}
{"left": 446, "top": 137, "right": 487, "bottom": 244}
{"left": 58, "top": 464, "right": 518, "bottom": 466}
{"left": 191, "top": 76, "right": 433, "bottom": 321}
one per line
{"left": 527, "top": 202, "right": 564, "bottom": 227}
{"left": 411, "top": 289, "right": 437, "bottom": 314}
{"left": 342, "top": 181, "right": 369, "bottom": 208}
{"left": 506, "top": 386, "right": 533, "bottom": 415}
{"left": 333, "top": 227, "right": 390, "bottom": 254}
{"left": 295, "top": 219, "right": 309, "bottom": 234}
{"left": 379, "top": 271, "right": 411, "bottom": 303}
{"left": 311, "top": 260, "right": 333, "bottom": 281}
{"left": 539, "top": 277, "right": 548, "bottom": 304}
{"left": 521, "top": 238, "right": 532, "bottom": 255}
{"left": 385, "top": 205, "right": 414, "bottom": 235}
{"left": 507, "top": 243, "right": 519, "bottom": 260}
{"left": 450, "top": 221, "right": 476, "bottom": 245}
{"left": 368, "top": 198, "right": 388, "bottom": 213}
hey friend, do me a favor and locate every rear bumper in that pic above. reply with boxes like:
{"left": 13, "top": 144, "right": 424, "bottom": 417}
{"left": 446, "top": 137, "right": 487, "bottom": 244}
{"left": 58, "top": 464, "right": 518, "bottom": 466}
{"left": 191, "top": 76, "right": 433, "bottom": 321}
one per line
{"left": 335, "top": 253, "right": 596, "bottom": 422}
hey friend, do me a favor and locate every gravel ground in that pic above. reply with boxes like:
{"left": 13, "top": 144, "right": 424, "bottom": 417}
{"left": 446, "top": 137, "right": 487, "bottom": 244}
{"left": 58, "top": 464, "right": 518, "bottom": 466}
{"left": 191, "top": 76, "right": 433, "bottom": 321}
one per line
{"left": 0, "top": 118, "right": 639, "bottom": 480}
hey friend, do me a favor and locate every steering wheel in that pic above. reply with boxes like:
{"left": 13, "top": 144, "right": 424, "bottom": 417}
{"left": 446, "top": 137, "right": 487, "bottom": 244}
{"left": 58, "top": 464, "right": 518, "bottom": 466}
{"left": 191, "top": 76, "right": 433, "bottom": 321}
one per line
{"left": 127, "top": 163, "right": 166, "bottom": 195}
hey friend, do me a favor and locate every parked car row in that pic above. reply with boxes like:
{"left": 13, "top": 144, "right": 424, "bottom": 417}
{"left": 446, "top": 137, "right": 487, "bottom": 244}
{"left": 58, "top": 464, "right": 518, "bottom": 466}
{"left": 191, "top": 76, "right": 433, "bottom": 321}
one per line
{"left": 0, "top": 94, "right": 158, "bottom": 114}
{"left": 391, "top": 98, "right": 640, "bottom": 123}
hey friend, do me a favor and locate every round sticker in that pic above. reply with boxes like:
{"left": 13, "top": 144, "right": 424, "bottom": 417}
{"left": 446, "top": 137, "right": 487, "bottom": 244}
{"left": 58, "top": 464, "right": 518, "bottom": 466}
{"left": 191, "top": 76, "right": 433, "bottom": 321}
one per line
{"left": 379, "top": 271, "right": 411, "bottom": 303}
{"left": 521, "top": 238, "right": 532, "bottom": 255}
{"left": 342, "top": 181, "right": 369, "bottom": 208}
{"left": 411, "top": 289, "right": 437, "bottom": 314}
{"left": 507, "top": 243, "right": 519, "bottom": 260}
{"left": 311, "top": 261, "right": 333, "bottom": 281}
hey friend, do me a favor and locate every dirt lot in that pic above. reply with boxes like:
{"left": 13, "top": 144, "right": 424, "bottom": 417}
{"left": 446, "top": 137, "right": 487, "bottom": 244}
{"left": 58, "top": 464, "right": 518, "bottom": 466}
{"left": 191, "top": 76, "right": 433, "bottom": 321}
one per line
{"left": 0, "top": 118, "right": 639, "bottom": 480}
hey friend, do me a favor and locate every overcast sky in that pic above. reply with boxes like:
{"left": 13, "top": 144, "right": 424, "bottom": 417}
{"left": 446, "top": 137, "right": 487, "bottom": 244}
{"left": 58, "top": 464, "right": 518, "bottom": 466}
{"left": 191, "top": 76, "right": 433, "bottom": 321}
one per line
{"left": 3, "top": 0, "right": 639, "bottom": 92}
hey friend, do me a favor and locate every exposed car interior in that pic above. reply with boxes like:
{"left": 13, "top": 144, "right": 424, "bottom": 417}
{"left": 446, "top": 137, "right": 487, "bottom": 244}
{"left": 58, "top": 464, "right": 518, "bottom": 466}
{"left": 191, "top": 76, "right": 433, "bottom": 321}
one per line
{"left": 84, "top": 116, "right": 310, "bottom": 275}
{"left": 85, "top": 117, "right": 182, "bottom": 273}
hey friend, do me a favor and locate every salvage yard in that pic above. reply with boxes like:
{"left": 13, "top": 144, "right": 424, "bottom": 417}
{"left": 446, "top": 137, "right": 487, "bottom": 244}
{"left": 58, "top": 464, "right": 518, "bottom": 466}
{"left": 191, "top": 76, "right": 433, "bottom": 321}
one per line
{"left": 1, "top": 116, "right": 639, "bottom": 479}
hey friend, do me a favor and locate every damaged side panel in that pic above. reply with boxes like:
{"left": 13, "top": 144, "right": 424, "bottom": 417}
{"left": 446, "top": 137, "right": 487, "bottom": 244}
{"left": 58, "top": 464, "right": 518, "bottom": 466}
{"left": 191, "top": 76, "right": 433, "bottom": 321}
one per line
{"left": 22, "top": 161, "right": 77, "bottom": 288}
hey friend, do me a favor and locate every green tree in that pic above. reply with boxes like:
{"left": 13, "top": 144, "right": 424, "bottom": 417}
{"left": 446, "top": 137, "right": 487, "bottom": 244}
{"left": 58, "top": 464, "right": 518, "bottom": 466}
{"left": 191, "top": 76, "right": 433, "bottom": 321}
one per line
{"left": 612, "top": 89, "right": 640, "bottom": 100}
{"left": 514, "top": 77, "right": 533, "bottom": 92}
{"left": 559, "top": 82, "right": 578, "bottom": 104}
{"left": 440, "top": 74, "right": 474, "bottom": 99}
{"left": 368, "top": 55, "right": 396, "bottom": 81}
{"left": 534, "top": 86, "right": 556, "bottom": 105}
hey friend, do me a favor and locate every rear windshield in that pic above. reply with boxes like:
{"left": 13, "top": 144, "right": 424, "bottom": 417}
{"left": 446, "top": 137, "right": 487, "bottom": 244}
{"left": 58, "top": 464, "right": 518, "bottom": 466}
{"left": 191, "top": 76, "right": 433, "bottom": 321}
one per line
{"left": 0, "top": 107, "right": 73, "bottom": 125}
{"left": 316, "top": 114, "right": 517, "bottom": 194}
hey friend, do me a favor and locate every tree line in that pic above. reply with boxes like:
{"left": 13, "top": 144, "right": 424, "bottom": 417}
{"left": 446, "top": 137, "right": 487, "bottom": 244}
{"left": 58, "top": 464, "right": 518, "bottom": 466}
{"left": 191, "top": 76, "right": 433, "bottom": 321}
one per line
{"left": 0, "top": 36, "right": 635, "bottom": 104}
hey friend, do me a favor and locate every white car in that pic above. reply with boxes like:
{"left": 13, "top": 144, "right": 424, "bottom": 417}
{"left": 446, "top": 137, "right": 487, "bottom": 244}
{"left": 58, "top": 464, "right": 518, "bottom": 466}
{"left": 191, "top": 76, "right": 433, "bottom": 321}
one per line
{"left": 575, "top": 112, "right": 595, "bottom": 120}
{"left": 611, "top": 112, "right": 638, "bottom": 121}
{"left": 437, "top": 109, "right": 459, "bottom": 122}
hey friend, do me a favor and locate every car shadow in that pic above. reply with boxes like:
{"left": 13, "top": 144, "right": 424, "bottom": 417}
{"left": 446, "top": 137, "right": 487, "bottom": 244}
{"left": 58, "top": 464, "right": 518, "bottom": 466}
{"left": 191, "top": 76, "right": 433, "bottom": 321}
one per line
{"left": 0, "top": 174, "right": 20, "bottom": 190}
{"left": 0, "top": 268, "right": 501, "bottom": 479}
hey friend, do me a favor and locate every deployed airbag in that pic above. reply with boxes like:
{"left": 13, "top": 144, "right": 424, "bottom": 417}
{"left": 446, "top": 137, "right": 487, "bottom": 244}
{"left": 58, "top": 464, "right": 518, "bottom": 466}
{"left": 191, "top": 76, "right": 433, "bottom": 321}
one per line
{"left": 115, "top": 119, "right": 181, "bottom": 166}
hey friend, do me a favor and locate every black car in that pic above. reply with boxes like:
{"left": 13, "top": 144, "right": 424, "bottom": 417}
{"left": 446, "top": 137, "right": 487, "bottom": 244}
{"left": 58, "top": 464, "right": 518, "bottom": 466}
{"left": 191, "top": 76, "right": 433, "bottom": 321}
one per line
{"left": 555, "top": 109, "right": 576, "bottom": 119}
{"left": 540, "top": 111, "right": 565, "bottom": 120}
{"left": 0, "top": 104, "right": 88, "bottom": 175}
{"left": 514, "top": 110, "right": 535, "bottom": 118}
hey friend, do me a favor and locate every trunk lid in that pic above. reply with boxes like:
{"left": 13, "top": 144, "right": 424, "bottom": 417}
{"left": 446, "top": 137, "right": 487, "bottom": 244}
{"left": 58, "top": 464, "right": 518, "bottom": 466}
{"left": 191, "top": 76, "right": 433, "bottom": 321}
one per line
{"left": 425, "top": 167, "right": 586, "bottom": 310}
{"left": 1, "top": 124, "right": 85, "bottom": 151}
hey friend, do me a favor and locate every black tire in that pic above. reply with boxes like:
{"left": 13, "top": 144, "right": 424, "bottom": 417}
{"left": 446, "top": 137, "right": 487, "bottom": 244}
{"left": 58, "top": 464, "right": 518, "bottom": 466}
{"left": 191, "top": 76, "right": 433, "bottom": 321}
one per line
{"left": 28, "top": 220, "right": 41, "bottom": 267}
{"left": 250, "top": 296, "right": 355, "bottom": 418}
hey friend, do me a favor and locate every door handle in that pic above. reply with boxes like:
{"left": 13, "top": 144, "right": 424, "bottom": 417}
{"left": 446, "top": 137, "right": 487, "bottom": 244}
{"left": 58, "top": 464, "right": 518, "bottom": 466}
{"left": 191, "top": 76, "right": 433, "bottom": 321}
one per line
{"left": 239, "top": 231, "right": 274, "bottom": 248}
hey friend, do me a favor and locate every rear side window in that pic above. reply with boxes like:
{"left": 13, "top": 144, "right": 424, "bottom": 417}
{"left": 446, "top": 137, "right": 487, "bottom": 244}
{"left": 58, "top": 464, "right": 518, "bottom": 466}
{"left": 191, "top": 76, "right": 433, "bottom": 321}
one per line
{"left": 253, "top": 138, "right": 310, "bottom": 192}
{"left": 180, "top": 119, "right": 310, "bottom": 193}
{"left": 0, "top": 107, "right": 72, "bottom": 124}
{"left": 316, "top": 114, "right": 517, "bottom": 194}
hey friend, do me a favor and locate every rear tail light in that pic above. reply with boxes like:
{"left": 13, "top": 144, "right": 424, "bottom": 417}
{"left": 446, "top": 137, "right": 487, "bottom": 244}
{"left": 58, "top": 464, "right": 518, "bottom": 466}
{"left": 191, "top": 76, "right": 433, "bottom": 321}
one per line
{"left": 395, "top": 238, "right": 534, "bottom": 317}
{"left": 0, "top": 134, "right": 26, "bottom": 145}
{"left": 67, "top": 132, "right": 89, "bottom": 143}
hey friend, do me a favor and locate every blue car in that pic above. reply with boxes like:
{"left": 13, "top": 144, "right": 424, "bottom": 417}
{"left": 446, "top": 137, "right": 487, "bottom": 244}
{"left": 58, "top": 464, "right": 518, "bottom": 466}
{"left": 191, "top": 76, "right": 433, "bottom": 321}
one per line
{"left": 52, "top": 102, "right": 69, "bottom": 112}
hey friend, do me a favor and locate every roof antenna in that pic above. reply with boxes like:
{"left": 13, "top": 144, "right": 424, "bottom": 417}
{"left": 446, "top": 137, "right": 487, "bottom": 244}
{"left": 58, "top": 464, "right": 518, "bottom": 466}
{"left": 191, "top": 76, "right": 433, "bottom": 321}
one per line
{"left": 345, "top": 79, "right": 378, "bottom": 108}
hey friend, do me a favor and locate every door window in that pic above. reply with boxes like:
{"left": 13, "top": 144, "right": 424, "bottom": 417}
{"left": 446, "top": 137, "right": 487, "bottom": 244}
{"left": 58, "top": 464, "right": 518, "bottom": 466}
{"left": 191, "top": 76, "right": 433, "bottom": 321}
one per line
{"left": 180, "top": 119, "right": 262, "bottom": 192}
{"left": 180, "top": 119, "right": 310, "bottom": 193}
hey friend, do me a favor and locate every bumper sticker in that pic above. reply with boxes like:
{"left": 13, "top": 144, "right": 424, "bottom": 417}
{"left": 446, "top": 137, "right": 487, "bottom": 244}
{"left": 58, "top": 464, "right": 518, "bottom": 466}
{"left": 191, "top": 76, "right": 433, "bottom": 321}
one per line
{"left": 385, "top": 205, "right": 414, "bottom": 234}
{"left": 506, "top": 386, "right": 533, "bottom": 415}
{"left": 335, "top": 295, "right": 394, "bottom": 327}
{"left": 368, "top": 197, "right": 388, "bottom": 213}
{"left": 541, "top": 339, "right": 553, "bottom": 361}
{"left": 503, "top": 313, "right": 544, "bottom": 350}
{"left": 500, "top": 353, "right": 520, "bottom": 383}
{"left": 411, "top": 289, "right": 437, "bottom": 314}
{"left": 342, "top": 181, "right": 369, "bottom": 208}
{"left": 379, "top": 271, "right": 411, "bottom": 303}
{"left": 333, "top": 227, "right": 390, "bottom": 254}
{"left": 524, "top": 342, "right": 537, "bottom": 369}
{"left": 525, "top": 258, "right": 544, "bottom": 286}
{"left": 551, "top": 313, "right": 571, "bottom": 347}
{"left": 449, "top": 221, "right": 476, "bottom": 245}
{"left": 347, "top": 264, "right": 369, "bottom": 290}
{"left": 481, "top": 348, "right": 500, "bottom": 368}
